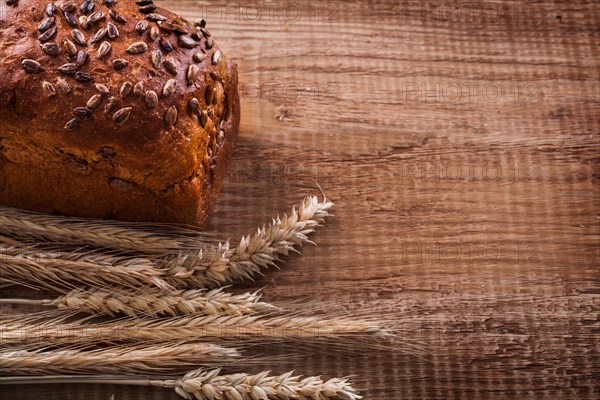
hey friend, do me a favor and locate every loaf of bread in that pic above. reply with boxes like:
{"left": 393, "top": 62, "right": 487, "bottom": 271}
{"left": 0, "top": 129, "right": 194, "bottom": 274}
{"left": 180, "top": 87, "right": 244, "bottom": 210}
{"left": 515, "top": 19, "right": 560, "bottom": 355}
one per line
{"left": 0, "top": 0, "right": 240, "bottom": 226}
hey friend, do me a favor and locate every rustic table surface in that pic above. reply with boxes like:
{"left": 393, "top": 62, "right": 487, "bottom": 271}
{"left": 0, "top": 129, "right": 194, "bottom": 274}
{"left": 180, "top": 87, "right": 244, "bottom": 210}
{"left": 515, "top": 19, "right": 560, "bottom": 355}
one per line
{"left": 3, "top": 0, "right": 599, "bottom": 399}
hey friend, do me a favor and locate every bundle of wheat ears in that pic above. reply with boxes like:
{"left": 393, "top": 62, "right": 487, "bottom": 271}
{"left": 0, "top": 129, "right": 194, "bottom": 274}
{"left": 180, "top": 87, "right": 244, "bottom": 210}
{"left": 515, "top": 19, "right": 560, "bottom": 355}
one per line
{"left": 0, "top": 196, "right": 380, "bottom": 399}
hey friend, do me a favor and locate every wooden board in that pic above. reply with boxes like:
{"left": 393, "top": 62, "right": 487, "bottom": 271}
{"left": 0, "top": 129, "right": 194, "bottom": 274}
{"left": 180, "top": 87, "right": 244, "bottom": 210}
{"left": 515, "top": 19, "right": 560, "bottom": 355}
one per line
{"left": 3, "top": 0, "right": 599, "bottom": 398}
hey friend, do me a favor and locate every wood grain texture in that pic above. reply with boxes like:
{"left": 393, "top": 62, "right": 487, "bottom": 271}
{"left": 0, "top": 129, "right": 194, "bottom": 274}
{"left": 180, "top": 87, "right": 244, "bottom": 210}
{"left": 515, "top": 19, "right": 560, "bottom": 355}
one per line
{"left": 2, "top": 0, "right": 599, "bottom": 399}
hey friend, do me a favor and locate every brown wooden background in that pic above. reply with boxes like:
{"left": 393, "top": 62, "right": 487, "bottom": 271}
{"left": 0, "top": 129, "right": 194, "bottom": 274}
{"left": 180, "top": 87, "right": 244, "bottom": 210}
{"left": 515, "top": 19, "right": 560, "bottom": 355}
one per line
{"left": 3, "top": 0, "right": 600, "bottom": 398}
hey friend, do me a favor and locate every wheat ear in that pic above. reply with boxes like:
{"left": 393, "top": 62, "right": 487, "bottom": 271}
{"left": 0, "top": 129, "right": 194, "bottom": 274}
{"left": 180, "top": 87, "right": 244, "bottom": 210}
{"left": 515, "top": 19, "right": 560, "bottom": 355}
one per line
{"left": 0, "top": 246, "right": 170, "bottom": 290}
{"left": 166, "top": 368, "right": 362, "bottom": 400}
{"left": 165, "top": 196, "right": 334, "bottom": 286}
{"left": 0, "top": 288, "right": 279, "bottom": 317}
{"left": 0, "top": 205, "right": 216, "bottom": 253}
{"left": 0, "top": 344, "right": 240, "bottom": 375}
{"left": 1, "top": 313, "right": 382, "bottom": 345}
{"left": 0, "top": 368, "right": 362, "bottom": 400}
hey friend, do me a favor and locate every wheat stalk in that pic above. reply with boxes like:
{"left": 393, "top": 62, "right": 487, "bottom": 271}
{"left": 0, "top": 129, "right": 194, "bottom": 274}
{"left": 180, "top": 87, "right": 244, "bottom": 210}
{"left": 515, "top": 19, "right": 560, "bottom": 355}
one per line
{"left": 0, "top": 205, "right": 216, "bottom": 253}
{"left": 0, "top": 240, "right": 155, "bottom": 268}
{"left": 0, "top": 245, "right": 170, "bottom": 290}
{"left": 0, "top": 344, "right": 241, "bottom": 375}
{"left": 0, "top": 196, "right": 333, "bottom": 289}
{"left": 1, "top": 313, "right": 382, "bottom": 345}
{"left": 165, "top": 196, "right": 334, "bottom": 286}
{"left": 0, "top": 368, "right": 362, "bottom": 400}
{"left": 0, "top": 288, "right": 279, "bottom": 317}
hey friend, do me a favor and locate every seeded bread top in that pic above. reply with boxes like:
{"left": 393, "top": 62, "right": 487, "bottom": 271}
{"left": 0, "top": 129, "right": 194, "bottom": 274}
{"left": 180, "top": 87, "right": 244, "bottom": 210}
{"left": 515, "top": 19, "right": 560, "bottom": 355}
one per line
{"left": 0, "top": 0, "right": 236, "bottom": 190}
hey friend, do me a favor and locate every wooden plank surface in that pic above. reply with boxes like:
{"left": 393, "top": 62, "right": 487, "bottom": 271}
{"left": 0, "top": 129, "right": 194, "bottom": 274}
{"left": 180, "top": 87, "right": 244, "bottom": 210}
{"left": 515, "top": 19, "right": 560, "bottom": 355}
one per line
{"left": 3, "top": 0, "right": 600, "bottom": 399}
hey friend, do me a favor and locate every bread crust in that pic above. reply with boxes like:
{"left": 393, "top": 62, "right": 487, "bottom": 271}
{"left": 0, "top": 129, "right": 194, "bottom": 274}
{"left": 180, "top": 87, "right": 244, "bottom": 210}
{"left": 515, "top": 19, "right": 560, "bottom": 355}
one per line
{"left": 0, "top": 0, "right": 240, "bottom": 226}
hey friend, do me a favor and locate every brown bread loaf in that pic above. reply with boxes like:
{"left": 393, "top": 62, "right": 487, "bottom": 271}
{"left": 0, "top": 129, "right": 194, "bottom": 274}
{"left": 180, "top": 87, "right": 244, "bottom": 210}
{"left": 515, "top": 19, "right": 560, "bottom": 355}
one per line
{"left": 0, "top": 0, "right": 240, "bottom": 226}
